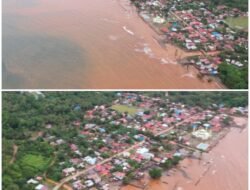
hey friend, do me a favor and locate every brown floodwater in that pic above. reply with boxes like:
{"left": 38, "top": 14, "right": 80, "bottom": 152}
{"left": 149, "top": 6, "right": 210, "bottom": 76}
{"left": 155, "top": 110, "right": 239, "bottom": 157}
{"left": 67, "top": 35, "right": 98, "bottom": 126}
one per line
{"left": 3, "top": 0, "right": 222, "bottom": 89}
{"left": 122, "top": 120, "right": 248, "bottom": 190}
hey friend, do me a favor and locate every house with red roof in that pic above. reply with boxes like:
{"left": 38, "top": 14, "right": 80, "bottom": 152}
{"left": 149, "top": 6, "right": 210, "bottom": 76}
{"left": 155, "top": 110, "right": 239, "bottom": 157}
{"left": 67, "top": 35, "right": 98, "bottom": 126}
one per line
{"left": 70, "top": 144, "right": 78, "bottom": 151}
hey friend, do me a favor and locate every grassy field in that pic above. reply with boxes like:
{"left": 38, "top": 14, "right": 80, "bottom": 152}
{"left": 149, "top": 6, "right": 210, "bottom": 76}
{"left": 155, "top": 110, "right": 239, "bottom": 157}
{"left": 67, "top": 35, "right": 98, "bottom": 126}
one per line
{"left": 20, "top": 154, "right": 50, "bottom": 170}
{"left": 111, "top": 104, "right": 138, "bottom": 115}
{"left": 225, "top": 16, "right": 248, "bottom": 30}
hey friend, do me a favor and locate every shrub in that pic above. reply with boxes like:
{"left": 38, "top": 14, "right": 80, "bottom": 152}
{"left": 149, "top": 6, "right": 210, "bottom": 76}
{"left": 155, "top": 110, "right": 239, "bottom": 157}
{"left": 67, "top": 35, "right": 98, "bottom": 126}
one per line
{"left": 149, "top": 168, "right": 162, "bottom": 179}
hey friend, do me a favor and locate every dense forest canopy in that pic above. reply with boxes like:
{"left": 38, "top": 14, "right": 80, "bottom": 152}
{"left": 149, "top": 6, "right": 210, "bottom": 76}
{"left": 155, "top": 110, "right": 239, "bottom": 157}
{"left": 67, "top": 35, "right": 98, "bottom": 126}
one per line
{"left": 2, "top": 91, "right": 248, "bottom": 190}
{"left": 144, "top": 91, "right": 248, "bottom": 108}
{"left": 3, "top": 92, "right": 116, "bottom": 134}
{"left": 209, "top": 0, "right": 248, "bottom": 11}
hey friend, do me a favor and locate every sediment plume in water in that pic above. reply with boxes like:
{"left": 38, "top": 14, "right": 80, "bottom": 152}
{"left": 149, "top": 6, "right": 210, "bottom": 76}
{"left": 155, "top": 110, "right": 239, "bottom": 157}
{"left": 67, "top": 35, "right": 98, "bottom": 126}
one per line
{"left": 3, "top": 0, "right": 222, "bottom": 89}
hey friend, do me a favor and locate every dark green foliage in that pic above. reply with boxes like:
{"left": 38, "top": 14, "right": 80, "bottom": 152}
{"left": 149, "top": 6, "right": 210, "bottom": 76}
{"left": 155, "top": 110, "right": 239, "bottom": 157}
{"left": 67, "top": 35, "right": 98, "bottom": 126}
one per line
{"left": 122, "top": 173, "right": 135, "bottom": 185}
{"left": 149, "top": 168, "right": 162, "bottom": 179}
{"left": 172, "top": 156, "right": 181, "bottom": 165}
{"left": 168, "top": 92, "right": 248, "bottom": 108}
{"left": 127, "top": 159, "right": 141, "bottom": 169}
{"left": 160, "top": 156, "right": 181, "bottom": 169}
{"left": 209, "top": 0, "right": 248, "bottom": 11}
{"left": 101, "top": 152, "right": 110, "bottom": 159}
{"left": 218, "top": 63, "right": 248, "bottom": 89}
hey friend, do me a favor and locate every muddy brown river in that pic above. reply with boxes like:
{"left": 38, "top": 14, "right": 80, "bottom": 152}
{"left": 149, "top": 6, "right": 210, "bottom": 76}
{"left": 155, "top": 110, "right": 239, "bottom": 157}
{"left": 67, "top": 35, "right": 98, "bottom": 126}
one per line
{"left": 3, "top": 0, "right": 222, "bottom": 89}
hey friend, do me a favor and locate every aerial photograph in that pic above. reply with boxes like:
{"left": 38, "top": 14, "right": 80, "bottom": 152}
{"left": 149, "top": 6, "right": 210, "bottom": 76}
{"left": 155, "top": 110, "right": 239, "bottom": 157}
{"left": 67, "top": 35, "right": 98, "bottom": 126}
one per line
{"left": 2, "top": 91, "right": 248, "bottom": 190}
{"left": 2, "top": 0, "right": 248, "bottom": 89}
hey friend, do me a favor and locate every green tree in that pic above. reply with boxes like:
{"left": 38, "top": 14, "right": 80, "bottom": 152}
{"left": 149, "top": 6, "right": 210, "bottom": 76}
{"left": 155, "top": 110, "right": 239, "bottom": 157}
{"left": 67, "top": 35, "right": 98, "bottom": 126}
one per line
{"left": 149, "top": 168, "right": 162, "bottom": 179}
{"left": 218, "top": 63, "right": 247, "bottom": 89}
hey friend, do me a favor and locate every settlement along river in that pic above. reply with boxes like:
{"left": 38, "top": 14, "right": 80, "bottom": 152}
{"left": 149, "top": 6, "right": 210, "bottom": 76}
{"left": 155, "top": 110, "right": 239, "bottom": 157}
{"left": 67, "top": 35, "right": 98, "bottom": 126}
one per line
{"left": 122, "top": 117, "right": 248, "bottom": 190}
{"left": 3, "top": 0, "right": 221, "bottom": 89}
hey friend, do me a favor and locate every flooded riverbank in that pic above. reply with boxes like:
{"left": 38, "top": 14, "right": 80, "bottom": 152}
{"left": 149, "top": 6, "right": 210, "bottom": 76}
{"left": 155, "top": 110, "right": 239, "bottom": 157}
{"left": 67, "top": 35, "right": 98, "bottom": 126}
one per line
{"left": 122, "top": 119, "right": 248, "bottom": 190}
{"left": 3, "top": 0, "right": 222, "bottom": 89}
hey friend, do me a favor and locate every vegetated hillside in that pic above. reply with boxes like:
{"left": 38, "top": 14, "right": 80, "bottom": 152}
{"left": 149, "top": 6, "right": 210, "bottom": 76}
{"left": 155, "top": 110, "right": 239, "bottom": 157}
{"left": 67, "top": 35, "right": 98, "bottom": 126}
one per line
{"left": 3, "top": 92, "right": 116, "bottom": 135}
{"left": 217, "top": 40, "right": 248, "bottom": 89}
{"left": 2, "top": 92, "right": 116, "bottom": 190}
{"left": 144, "top": 91, "right": 248, "bottom": 108}
{"left": 209, "top": 0, "right": 248, "bottom": 11}
{"left": 169, "top": 91, "right": 248, "bottom": 108}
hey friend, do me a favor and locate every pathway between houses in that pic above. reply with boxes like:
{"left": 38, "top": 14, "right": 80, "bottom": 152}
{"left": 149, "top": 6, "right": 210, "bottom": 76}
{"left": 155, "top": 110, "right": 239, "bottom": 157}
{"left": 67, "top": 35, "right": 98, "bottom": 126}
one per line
{"left": 46, "top": 178, "right": 73, "bottom": 190}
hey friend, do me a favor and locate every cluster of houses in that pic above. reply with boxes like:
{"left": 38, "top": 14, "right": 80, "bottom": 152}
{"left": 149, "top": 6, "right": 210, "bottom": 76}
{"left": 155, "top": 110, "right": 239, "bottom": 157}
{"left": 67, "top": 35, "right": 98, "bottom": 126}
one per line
{"left": 185, "top": 56, "right": 222, "bottom": 75}
{"left": 133, "top": 0, "right": 248, "bottom": 76}
{"left": 27, "top": 93, "right": 248, "bottom": 190}
{"left": 135, "top": 0, "right": 247, "bottom": 51}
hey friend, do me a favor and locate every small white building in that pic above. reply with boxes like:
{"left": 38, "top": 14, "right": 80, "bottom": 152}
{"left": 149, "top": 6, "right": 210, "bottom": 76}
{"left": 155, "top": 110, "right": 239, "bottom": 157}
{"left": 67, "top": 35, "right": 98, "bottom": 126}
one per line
{"left": 85, "top": 180, "right": 94, "bottom": 187}
{"left": 136, "top": 147, "right": 149, "bottom": 154}
{"left": 27, "top": 179, "right": 39, "bottom": 184}
{"left": 84, "top": 156, "right": 97, "bottom": 165}
{"left": 153, "top": 16, "right": 165, "bottom": 24}
{"left": 141, "top": 152, "right": 154, "bottom": 160}
{"left": 192, "top": 129, "right": 211, "bottom": 140}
